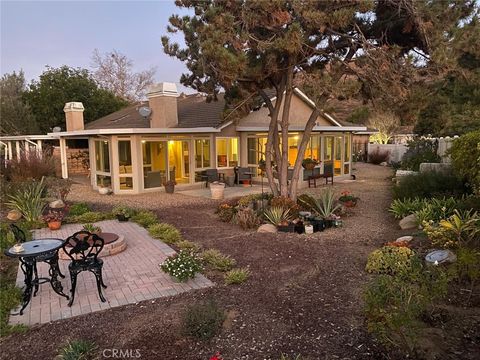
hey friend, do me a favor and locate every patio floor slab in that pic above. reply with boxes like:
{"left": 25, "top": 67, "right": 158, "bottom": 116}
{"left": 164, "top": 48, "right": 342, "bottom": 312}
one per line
{"left": 178, "top": 183, "right": 268, "bottom": 199}
{"left": 9, "top": 220, "right": 213, "bottom": 326}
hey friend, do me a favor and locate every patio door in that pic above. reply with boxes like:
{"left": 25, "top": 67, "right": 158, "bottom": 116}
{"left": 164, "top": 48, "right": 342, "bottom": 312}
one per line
{"left": 168, "top": 140, "right": 190, "bottom": 184}
{"left": 142, "top": 141, "right": 168, "bottom": 189}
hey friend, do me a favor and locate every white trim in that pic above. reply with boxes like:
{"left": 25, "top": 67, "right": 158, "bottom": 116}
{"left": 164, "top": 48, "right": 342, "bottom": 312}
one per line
{"left": 0, "top": 134, "right": 58, "bottom": 140}
{"left": 217, "top": 120, "right": 234, "bottom": 130}
{"left": 236, "top": 125, "right": 367, "bottom": 132}
{"left": 48, "top": 127, "right": 220, "bottom": 137}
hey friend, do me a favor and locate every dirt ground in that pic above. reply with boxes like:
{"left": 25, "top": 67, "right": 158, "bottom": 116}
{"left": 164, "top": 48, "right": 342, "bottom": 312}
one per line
{"left": 1, "top": 164, "right": 478, "bottom": 359}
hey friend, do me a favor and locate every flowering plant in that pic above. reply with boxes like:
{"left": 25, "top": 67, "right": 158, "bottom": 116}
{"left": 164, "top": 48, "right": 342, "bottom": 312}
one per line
{"left": 43, "top": 210, "right": 64, "bottom": 223}
{"left": 339, "top": 190, "right": 358, "bottom": 203}
{"left": 161, "top": 250, "right": 202, "bottom": 282}
{"left": 209, "top": 352, "right": 223, "bottom": 360}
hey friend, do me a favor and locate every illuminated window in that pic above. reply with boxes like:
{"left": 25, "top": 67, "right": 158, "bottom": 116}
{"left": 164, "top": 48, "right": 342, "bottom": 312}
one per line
{"left": 247, "top": 137, "right": 267, "bottom": 165}
{"left": 142, "top": 141, "right": 167, "bottom": 189}
{"left": 344, "top": 135, "right": 351, "bottom": 174}
{"left": 216, "top": 138, "right": 239, "bottom": 168}
{"left": 195, "top": 139, "right": 211, "bottom": 168}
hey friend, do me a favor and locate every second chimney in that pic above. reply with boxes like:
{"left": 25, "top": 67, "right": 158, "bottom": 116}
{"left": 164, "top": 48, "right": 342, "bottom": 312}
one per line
{"left": 147, "top": 82, "right": 178, "bottom": 128}
{"left": 64, "top": 102, "right": 85, "bottom": 131}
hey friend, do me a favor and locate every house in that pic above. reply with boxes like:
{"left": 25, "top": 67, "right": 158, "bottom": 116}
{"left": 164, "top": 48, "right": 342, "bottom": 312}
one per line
{"left": 1, "top": 82, "right": 367, "bottom": 194}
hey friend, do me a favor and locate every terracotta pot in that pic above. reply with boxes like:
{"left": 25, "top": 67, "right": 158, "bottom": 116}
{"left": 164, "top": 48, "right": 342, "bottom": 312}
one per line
{"left": 48, "top": 221, "right": 62, "bottom": 230}
{"left": 165, "top": 184, "right": 175, "bottom": 194}
{"left": 303, "top": 162, "right": 316, "bottom": 170}
{"left": 342, "top": 200, "right": 357, "bottom": 208}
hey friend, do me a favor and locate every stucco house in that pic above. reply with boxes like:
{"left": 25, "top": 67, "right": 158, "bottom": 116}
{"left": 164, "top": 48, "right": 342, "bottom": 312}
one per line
{"left": 1, "top": 82, "right": 367, "bottom": 194}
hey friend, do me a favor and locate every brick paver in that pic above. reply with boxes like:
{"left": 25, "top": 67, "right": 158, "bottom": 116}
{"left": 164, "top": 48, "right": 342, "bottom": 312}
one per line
{"left": 9, "top": 220, "right": 213, "bottom": 326}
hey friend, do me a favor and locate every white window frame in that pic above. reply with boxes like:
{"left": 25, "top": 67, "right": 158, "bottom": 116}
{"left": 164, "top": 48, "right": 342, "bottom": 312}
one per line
{"left": 93, "top": 139, "right": 112, "bottom": 188}
{"left": 194, "top": 138, "right": 212, "bottom": 170}
{"left": 216, "top": 137, "right": 239, "bottom": 169}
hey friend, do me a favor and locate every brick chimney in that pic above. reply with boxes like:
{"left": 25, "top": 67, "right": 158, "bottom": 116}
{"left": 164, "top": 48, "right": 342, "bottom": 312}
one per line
{"left": 64, "top": 102, "right": 85, "bottom": 131}
{"left": 146, "top": 83, "right": 178, "bottom": 128}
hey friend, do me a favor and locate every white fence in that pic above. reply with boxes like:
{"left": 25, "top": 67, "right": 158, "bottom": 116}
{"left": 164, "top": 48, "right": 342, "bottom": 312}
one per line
{"left": 368, "top": 137, "right": 456, "bottom": 163}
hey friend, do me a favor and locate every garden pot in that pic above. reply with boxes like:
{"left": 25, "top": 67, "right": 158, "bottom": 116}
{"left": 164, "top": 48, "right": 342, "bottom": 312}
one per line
{"left": 305, "top": 225, "right": 314, "bottom": 234}
{"left": 324, "top": 219, "right": 335, "bottom": 228}
{"left": 342, "top": 200, "right": 357, "bottom": 208}
{"left": 226, "top": 176, "right": 235, "bottom": 187}
{"left": 47, "top": 221, "right": 62, "bottom": 230}
{"left": 98, "top": 187, "right": 110, "bottom": 195}
{"left": 309, "top": 218, "right": 326, "bottom": 232}
{"left": 242, "top": 180, "right": 251, "bottom": 186}
{"left": 294, "top": 221, "right": 305, "bottom": 234}
{"left": 303, "top": 163, "right": 316, "bottom": 170}
{"left": 277, "top": 223, "right": 295, "bottom": 233}
{"left": 210, "top": 182, "right": 226, "bottom": 200}
{"left": 165, "top": 184, "right": 175, "bottom": 194}
{"left": 116, "top": 214, "right": 130, "bottom": 222}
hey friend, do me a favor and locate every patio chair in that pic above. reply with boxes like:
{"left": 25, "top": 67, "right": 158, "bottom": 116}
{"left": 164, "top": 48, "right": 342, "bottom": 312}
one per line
{"left": 62, "top": 231, "right": 107, "bottom": 306}
{"left": 234, "top": 167, "right": 253, "bottom": 186}
{"left": 197, "top": 169, "right": 220, "bottom": 188}
{"left": 10, "top": 224, "right": 65, "bottom": 294}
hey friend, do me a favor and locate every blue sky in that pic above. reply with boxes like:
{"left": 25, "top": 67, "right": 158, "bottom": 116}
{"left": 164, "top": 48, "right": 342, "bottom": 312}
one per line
{"left": 1, "top": 0, "right": 193, "bottom": 92}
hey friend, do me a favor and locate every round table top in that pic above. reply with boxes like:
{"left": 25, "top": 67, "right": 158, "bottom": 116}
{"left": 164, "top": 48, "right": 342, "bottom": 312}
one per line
{"left": 4, "top": 238, "right": 64, "bottom": 258}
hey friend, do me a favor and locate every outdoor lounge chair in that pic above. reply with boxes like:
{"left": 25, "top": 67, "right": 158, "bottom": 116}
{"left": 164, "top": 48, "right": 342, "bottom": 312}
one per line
{"left": 62, "top": 231, "right": 107, "bottom": 306}
{"left": 235, "top": 167, "right": 254, "bottom": 186}
{"left": 197, "top": 169, "right": 220, "bottom": 188}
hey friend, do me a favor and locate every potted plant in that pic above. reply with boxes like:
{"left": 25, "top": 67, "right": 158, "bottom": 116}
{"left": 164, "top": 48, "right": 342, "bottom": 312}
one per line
{"left": 43, "top": 210, "right": 64, "bottom": 230}
{"left": 82, "top": 223, "right": 102, "bottom": 235}
{"left": 338, "top": 191, "right": 359, "bottom": 208}
{"left": 112, "top": 205, "right": 135, "bottom": 222}
{"left": 163, "top": 179, "right": 176, "bottom": 194}
{"left": 302, "top": 158, "right": 319, "bottom": 170}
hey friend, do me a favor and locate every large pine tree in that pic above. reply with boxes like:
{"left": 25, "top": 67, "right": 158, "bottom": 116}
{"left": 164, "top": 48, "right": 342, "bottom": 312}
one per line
{"left": 162, "top": 0, "right": 477, "bottom": 199}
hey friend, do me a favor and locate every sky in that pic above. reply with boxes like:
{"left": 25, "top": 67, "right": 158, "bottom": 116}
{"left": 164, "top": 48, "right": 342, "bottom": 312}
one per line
{"left": 0, "top": 0, "right": 194, "bottom": 93}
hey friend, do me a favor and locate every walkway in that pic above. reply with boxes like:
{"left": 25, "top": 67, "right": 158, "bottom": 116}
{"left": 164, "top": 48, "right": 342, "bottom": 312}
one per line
{"left": 9, "top": 220, "right": 213, "bottom": 326}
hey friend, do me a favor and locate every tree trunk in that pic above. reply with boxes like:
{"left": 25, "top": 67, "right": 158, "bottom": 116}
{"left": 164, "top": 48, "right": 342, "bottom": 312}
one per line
{"left": 279, "top": 68, "right": 294, "bottom": 197}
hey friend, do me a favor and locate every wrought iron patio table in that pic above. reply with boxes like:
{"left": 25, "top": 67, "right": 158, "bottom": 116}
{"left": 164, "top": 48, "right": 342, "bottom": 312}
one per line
{"left": 4, "top": 238, "right": 69, "bottom": 315}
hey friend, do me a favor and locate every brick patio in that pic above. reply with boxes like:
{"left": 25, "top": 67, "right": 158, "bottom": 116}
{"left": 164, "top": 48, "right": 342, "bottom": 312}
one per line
{"left": 9, "top": 220, "right": 213, "bottom": 326}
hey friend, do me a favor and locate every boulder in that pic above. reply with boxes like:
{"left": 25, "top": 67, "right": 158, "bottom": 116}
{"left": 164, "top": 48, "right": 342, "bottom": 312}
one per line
{"left": 395, "top": 169, "right": 418, "bottom": 184}
{"left": 257, "top": 224, "right": 277, "bottom": 233}
{"left": 7, "top": 210, "right": 22, "bottom": 221}
{"left": 399, "top": 214, "right": 417, "bottom": 230}
{"left": 49, "top": 199, "right": 65, "bottom": 209}
{"left": 419, "top": 163, "right": 452, "bottom": 174}
{"left": 395, "top": 235, "right": 413, "bottom": 243}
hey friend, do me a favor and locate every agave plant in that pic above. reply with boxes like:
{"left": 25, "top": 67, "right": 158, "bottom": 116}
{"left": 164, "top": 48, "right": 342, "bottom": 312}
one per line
{"left": 6, "top": 177, "right": 46, "bottom": 222}
{"left": 264, "top": 206, "right": 293, "bottom": 226}
{"left": 298, "top": 188, "right": 341, "bottom": 219}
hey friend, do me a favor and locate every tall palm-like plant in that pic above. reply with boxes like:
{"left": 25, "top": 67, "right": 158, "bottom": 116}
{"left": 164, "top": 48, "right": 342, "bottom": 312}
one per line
{"left": 298, "top": 188, "right": 341, "bottom": 219}
{"left": 6, "top": 177, "right": 46, "bottom": 222}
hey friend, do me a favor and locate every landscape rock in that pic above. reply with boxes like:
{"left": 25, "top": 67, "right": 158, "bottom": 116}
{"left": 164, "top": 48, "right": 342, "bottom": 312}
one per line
{"left": 395, "top": 169, "right": 418, "bottom": 184}
{"left": 7, "top": 210, "right": 22, "bottom": 221}
{"left": 425, "top": 250, "right": 457, "bottom": 265}
{"left": 257, "top": 224, "right": 277, "bottom": 233}
{"left": 380, "top": 161, "right": 388, "bottom": 166}
{"left": 49, "top": 199, "right": 65, "bottom": 209}
{"left": 395, "top": 235, "right": 413, "bottom": 243}
{"left": 419, "top": 162, "right": 452, "bottom": 174}
{"left": 399, "top": 214, "right": 417, "bottom": 230}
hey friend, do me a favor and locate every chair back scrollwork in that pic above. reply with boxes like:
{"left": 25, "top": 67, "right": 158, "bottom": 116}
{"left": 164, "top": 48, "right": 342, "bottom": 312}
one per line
{"left": 63, "top": 231, "right": 104, "bottom": 262}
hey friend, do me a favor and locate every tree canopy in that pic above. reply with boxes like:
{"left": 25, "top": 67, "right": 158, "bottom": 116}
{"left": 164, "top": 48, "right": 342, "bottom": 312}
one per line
{"left": 162, "top": 0, "right": 478, "bottom": 199}
{"left": 24, "top": 66, "right": 129, "bottom": 133}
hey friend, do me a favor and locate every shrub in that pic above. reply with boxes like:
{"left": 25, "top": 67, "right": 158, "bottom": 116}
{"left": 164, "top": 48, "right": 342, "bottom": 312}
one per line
{"left": 0, "top": 283, "right": 22, "bottom": 336}
{"left": 237, "top": 193, "right": 272, "bottom": 208}
{"left": 393, "top": 171, "right": 468, "bottom": 200}
{"left": 449, "top": 130, "right": 480, "bottom": 193}
{"left": 401, "top": 138, "right": 441, "bottom": 171}
{"left": 202, "top": 249, "right": 236, "bottom": 272}
{"left": 176, "top": 240, "right": 202, "bottom": 253}
{"left": 216, "top": 203, "right": 237, "bottom": 222}
{"left": 56, "top": 340, "right": 96, "bottom": 360}
{"left": 364, "top": 267, "right": 449, "bottom": 351}
{"left": 66, "top": 211, "right": 111, "bottom": 224}
{"left": 131, "top": 210, "right": 157, "bottom": 228}
{"left": 368, "top": 148, "right": 390, "bottom": 164}
{"left": 148, "top": 223, "right": 182, "bottom": 244}
{"left": 297, "top": 188, "right": 340, "bottom": 219}
{"left": 449, "top": 247, "right": 480, "bottom": 284}
{"left": 6, "top": 177, "right": 46, "bottom": 222}
{"left": 68, "top": 202, "right": 90, "bottom": 216}
{"left": 263, "top": 206, "right": 293, "bottom": 226}
{"left": 365, "top": 246, "right": 417, "bottom": 276}
{"left": 3, "top": 151, "right": 56, "bottom": 182}
{"left": 112, "top": 205, "right": 136, "bottom": 219}
{"left": 456, "top": 195, "right": 480, "bottom": 212}
{"left": 389, "top": 198, "right": 424, "bottom": 219}
{"left": 234, "top": 208, "right": 261, "bottom": 230}
{"left": 82, "top": 223, "right": 101, "bottom": 233}
{"left": 44, "top": 177, "right": 72, "bottom": 202}
{"left": 182, "top": 301, "right": 225, "bottom": 340}
{"left": 224, "top": 268, "right": 250, "bottom": 285}
{"left": 161, "top": 250, "right": 202, "bottom": 282}
{"left": 271, "top": 196, "right": 300, "bottom": 218}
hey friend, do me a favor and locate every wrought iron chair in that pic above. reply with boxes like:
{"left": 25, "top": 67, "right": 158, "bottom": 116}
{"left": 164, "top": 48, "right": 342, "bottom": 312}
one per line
{"left": 197, "top": 169, "right": 220, "bottom": 188}
{"left": 10, "top": 224, "right": 65, "bottom": 296}
{"left": 235, "top": 167, "right": 254, "bottom": 186}
{"left": 62, "top": 231, "right": 107, "bottom": 306}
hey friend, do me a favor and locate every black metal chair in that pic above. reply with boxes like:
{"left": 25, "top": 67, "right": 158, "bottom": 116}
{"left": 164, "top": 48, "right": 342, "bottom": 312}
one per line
{"left": 62, "top": 231, "right": 107, "bottom": 306}
{"left": 197, "top": 169, "right": 220, "bottom": 188}
{"left": 10, "top": 224, "right": 65, "bottom": 296}
{"left": 322, "top": 162, "right": 334, "bottom": 184}
{"left": 234, "top": 167, "right": 254, "bottom": 186}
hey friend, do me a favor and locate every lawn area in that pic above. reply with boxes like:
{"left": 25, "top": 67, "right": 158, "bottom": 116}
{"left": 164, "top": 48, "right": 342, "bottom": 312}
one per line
{"left": 0, "top": 163, "right": 478, "bottom": 360}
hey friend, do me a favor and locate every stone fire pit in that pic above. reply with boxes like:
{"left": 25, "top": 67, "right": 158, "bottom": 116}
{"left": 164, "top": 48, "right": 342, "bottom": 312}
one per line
{"left": 58, "top": 232, "right": 127, "bottom": 259}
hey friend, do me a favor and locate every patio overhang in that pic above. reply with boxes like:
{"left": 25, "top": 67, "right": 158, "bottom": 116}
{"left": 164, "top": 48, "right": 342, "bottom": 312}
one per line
{"left": 236, "top": 125, "right": 368, "bottom": 132}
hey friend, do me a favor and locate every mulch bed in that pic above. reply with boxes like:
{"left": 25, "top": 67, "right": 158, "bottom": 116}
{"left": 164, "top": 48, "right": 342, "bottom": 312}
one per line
{"left": 1, "top": 164, "right": 478, "bottom": 360}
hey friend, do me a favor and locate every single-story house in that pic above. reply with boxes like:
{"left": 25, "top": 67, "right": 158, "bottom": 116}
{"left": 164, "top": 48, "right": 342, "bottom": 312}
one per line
{"left": 1, "top": 82, "right": 367, "bottom": 194}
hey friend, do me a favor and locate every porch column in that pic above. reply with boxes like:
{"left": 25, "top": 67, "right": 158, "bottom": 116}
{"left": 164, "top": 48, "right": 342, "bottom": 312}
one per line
{"left": 239, "top": 132, "right": 248, "bottom": 167}
{"left": 15, "top": 141, "right": 20, "bottom": 160}
{"left": 7, "top": 141, "right": 12, "bottom": 160}
{"left": 37, "top": 140, "right": 43, "bottom": 156}
{"left": 59, "top": 137, "right": 68, "bottom": 179}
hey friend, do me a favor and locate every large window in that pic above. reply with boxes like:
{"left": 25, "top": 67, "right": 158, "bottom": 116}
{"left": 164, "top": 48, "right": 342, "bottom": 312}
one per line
{"left": 216, "top": 138, "right": 239, "bottom": 168}
{"left": 247, "top": 137, "right": 267, "bottom": 165}
{"left": 344, "top": 134, "right": 351, "bottom": 174}
{"left": 324, "top": 136, "right": 334, "bottom": 162}
{"left": 304, "top": 135, "right": 321, "bottom": 161}
{"left": 168, "top": 140, "right": 190, "bottom": 184}
{"left": 95, "top": 140, "right": 111, "bottom": 187}
{"left": 195, "top": 139, "right": 211, "bottom": 169}
{"left": 288, "top": 135, "right": 299, "bottom": 165}
{"left": 118, "top": 140, "right": 133, "bottom": 190}
{"left": 142, "top": 141, "right": 167, "bottom": 189}
{"left": 334, "top": 136, "right": 343, "bottom": 175}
